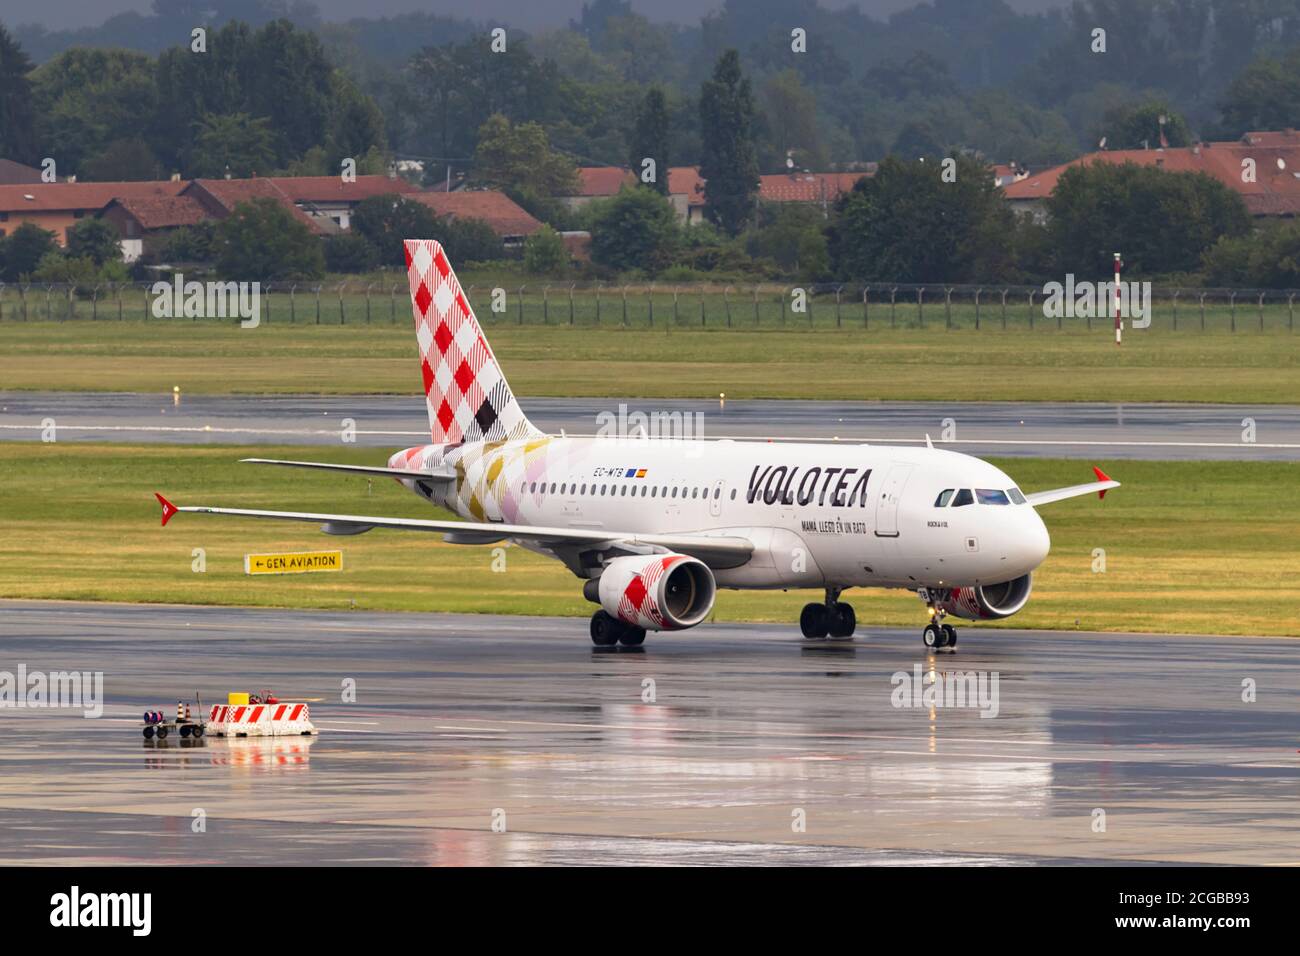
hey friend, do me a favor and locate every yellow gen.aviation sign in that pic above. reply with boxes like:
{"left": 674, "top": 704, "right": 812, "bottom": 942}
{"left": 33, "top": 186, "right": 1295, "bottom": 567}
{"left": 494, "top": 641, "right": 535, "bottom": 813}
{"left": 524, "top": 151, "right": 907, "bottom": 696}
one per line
{"left": 244, "top": 551, "right": 343, "bottom": 575}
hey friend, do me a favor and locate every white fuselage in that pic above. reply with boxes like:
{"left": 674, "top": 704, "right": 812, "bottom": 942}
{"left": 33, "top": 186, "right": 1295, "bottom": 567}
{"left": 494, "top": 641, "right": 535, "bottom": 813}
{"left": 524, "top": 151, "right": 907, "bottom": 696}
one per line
{"left": 388, "top": 436, "right": 1051, "bottom": 593}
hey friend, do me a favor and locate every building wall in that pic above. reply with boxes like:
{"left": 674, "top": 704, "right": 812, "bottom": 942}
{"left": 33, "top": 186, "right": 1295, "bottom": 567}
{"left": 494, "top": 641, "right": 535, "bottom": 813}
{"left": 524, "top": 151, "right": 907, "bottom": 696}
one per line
{"left": 0, "top": 210, "right": 87, "bottom": 244}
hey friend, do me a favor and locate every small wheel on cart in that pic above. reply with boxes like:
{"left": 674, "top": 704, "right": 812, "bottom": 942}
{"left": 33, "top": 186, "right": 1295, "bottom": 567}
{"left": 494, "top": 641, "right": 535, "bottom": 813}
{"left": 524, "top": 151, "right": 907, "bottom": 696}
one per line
{"left": 142, "top": 726, "right": 155, "bottom": 739}
{"left": 180, "top": 724, "right": 192, "bottom": 738}
{"left": 192, "top": 725, "right": 204, "bottom": 738}
{"left": 156, "top": 725, "right": 169, "bottom": 739}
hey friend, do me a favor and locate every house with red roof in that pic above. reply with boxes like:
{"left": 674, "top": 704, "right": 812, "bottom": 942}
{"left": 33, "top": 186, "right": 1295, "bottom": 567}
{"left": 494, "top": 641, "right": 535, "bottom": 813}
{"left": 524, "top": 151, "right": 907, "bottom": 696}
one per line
{"left": 100, "top": 194, "right": 210, "bottom": 262}
{"left": 408, "top": 189, "right": 543, "bottom": 246}
{"left": 1003, "top": 133, "right": 1300, "bottom": 224}
{"left": 0, "top": 180, "right": 187, "bottom": 247}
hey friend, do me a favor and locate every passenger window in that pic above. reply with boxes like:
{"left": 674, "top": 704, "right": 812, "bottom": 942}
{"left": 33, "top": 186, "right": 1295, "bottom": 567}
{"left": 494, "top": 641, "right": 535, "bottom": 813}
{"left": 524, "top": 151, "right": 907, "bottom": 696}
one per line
{"left": 730, "top": 489, "right": 737, "bottom": 500}
{"left": 952, "top": 488, "right": 974, "bottom": 507}
{"left": 713, "top": 487, "right": 720, "bottom": 499}
{"left": 651, "top": 487, "right": 657, "bottom": 498}
{"left": 976, "top": 489, "right": 1011, "bottom": 505}
{"left": 1008, "top": 488, "right": 1026, "bottom": 505}
{"left": 934, "top": 489, "right": 954, "bottom": 507}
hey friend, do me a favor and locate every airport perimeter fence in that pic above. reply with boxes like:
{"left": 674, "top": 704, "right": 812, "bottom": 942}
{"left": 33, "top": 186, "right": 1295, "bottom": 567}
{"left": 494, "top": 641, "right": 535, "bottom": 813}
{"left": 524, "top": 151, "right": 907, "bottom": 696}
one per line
{"left": 1, "top": 279, "right": 1298, "bottom": 334}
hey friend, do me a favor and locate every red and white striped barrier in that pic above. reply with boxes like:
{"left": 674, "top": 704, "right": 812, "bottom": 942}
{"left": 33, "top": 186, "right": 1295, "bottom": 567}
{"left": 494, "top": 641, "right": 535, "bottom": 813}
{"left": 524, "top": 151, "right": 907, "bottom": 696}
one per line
{"left": 269, "top": 703, "right": 316, "bottom": 736}
{"left": 221, "top": 702, "right": 316, "bottom": 737}
{"left": 208, "top": 704, "right": 231, "bottom": 735}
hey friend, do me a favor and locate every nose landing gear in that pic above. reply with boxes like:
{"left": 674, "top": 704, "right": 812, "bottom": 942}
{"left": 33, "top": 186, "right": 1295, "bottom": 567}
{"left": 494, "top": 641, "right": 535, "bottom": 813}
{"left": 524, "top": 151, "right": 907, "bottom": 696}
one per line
{"left": 918, "top": 589, "right": 957, "bottom": 651}
{"left": 800, "top": 587, "right": 856, "bottom": 640}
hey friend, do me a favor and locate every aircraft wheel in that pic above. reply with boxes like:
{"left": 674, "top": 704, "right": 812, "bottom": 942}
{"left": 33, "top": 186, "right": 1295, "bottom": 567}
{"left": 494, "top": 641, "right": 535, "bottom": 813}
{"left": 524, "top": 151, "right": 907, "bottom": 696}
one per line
{"left": 800, "top": 603, "right": 829, "bottom": 639}
{"left": 828, "top": 603, "right": 856, "bottom": 639}
{"left": 619, "top": 627, "right": 647, "bottom": 646}
{"left": 590, "top": 611, "right": 621, "bottom": 647}
{"left": 923, "top": 623, "right": 944, "bottom": 649}
{"left": 942, "top": 624, "right": 958, "bottom": 648}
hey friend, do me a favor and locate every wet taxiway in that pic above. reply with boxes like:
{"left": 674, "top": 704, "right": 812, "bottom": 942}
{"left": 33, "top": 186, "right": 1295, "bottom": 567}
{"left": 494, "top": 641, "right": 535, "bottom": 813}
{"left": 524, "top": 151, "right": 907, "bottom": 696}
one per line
{"left": 0, "top": 600, "right": 1296, "bottom": 865}
{"left": 2, "top": 392, "right": 1298, "bottom": 459}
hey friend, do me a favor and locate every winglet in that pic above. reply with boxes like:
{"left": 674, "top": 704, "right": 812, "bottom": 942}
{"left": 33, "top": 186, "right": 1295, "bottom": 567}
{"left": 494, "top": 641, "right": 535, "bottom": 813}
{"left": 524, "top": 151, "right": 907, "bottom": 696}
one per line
{"left": 155, "top": 492, "right": 178, "bottom": 526}
{"left": 1092, "top": 466, "right": 1113, "bottom": 499}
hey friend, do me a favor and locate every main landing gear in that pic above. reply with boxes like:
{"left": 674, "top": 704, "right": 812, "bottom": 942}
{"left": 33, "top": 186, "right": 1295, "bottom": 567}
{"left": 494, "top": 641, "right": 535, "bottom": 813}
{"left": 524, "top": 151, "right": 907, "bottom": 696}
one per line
{"left": 590, "top": 609, "right": 647, "bottom": 647}
{"left": 800, "top": 587, "right": 856, "bottom": 640}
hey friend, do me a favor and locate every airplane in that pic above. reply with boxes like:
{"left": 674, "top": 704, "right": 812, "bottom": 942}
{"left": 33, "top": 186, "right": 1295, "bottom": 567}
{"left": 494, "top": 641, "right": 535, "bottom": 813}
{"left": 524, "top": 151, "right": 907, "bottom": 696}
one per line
{"left": 155, "top": 238, "right": 1120, "bottom": 650}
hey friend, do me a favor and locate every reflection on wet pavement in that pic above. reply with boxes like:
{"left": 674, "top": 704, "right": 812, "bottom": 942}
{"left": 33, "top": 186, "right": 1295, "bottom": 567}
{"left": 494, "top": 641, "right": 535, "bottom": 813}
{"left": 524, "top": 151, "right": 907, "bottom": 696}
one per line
{"left": 1, "top": 600, "right": 1296, "bottom": 865}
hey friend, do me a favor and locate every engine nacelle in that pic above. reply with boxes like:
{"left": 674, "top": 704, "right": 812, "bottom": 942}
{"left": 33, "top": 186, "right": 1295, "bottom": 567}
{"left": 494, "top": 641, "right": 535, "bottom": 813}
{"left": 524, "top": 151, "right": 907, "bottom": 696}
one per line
{"left": 588, "top": 554, "right": 716, "bottom": 631}
{"left": 933, "top": 573, "right": 1033, "bottom": 621}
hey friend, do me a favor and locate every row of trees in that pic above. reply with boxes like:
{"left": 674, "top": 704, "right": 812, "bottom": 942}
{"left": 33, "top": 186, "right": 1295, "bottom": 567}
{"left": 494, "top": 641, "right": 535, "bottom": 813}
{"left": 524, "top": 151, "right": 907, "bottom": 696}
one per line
{"left": 0, "top": 19, "right": 385, "bottom": 179}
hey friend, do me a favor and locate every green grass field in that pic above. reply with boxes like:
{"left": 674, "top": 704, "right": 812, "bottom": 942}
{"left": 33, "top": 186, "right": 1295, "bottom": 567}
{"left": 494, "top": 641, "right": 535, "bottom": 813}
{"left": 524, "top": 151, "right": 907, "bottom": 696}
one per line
{"left": 2, "top": 442, "right": 1296, "bottom": 637}
{"left": 0, "top": 317, "right": 1297, "bottom": 403}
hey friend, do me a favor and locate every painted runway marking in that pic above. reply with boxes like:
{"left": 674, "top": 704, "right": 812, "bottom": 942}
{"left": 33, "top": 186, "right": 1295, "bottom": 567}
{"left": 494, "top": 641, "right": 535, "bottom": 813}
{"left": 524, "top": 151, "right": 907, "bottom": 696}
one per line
{"left": 2, "top": 423, "right": 1298, "bottom": 451}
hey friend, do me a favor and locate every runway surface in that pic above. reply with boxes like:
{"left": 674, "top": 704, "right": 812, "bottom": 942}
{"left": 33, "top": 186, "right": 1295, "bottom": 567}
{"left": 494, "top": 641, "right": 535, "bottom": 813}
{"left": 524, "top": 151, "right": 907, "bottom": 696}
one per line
{"left": 2, "top": 392, "right": 1299, "bottom": 459}
{"left": 1, "top": 600, "right": 1296, "bottom": 865}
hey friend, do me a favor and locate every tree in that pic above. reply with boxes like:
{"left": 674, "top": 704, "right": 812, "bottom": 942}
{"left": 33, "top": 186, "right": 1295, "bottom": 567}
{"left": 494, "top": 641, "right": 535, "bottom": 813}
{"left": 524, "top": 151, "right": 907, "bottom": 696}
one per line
{"left": 1202, "top": 220, "right": 1300, "bottom": 289}
{"left": 759, "top": 70, "right": 823, "bottom": 172}
{"left": 439, "top": 217, "right": 504, "bottom": 264}
{"left": 0, "top": 24, "right": 37, "bottom": 165}
{"left": 156, "top": 221, "right": 219, "bottom": 264}
{"left": 79, "top": 138, "right": 163, "bottom": 181}
{"left": 588, "top": 186, "right": 679, "bottom": 274}
{"left": 699, "top": 50, "right": 759, "bottom": 236}
{"left": 31, "top": 47, "right": 157, "bottom": 176}
{"left": 864, "top": 51, "right": 956, "bottom": 101}
{"left": 745, "top": 204, "right": 829, "bottom": 278}
{"left": 1094, "top": 101, "right": 1192, "bottom": 150}
{"left": 323, "top": 233, "right": 380, "bottom": 274}
{"left": 827, "top": 155, "right": 1018, "bottom": 283}
{"left": 351, "top": 194, "right": 443, "bottom": 268}
{"left": 1218, "top": 45, "right": 1300, "bottom": 136}
{"left": 472, "top": 114, "right": 578, "bottom": 197}
{"left": 629, "top": 87, "right": 670, "bottom": 196}
{"left": 215, "top": 198, "right": 324, "bottom": 281}
{"left": 524, "top": 225, "right": 569, "bottom": 275}
{"left": 66, "top": 218, "right": 123, "bottom": 267}
{"left": 1046, "top": 162, "right": 1252, "bottom": 276}
{"left": 188, "top": 113, "right": 277, "bottom": 179}
{"left": 1, "top": 223, "right": 59, "bottom": 281}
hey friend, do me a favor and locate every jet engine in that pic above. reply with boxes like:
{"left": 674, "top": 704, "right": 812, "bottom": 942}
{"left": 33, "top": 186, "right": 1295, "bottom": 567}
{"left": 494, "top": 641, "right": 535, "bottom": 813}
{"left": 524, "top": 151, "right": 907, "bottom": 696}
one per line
{"left": 585, "top": 554, "right": 716, "bottom": 631}
{"left": 933, "top": 573, "right": 1033, "bottom": 620}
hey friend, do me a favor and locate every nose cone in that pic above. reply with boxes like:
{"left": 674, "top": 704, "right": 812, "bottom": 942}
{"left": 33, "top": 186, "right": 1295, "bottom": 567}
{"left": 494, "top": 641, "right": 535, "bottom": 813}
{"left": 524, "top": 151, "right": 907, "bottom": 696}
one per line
{"left": 1022, "top": 509, "right": 1051, "bottom": 569}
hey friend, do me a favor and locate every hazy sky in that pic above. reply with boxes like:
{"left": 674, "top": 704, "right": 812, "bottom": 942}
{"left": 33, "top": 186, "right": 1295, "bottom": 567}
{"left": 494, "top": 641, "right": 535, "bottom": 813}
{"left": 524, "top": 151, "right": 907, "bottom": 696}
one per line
{"left": 0, "top": 0, "right": 1067, "bottom": 32}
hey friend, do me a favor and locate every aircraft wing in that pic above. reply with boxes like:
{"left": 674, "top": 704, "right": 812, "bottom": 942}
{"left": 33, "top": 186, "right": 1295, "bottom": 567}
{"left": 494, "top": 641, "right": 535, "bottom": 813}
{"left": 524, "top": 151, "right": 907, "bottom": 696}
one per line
{"left": 240, "top": 458, "right": 456, "bottom": 482}
{"left": 153, "top": 494, "right": 754, "bottom": 570}
{"left": 1024, "top": 466, "right": 1120, "bottom": 506}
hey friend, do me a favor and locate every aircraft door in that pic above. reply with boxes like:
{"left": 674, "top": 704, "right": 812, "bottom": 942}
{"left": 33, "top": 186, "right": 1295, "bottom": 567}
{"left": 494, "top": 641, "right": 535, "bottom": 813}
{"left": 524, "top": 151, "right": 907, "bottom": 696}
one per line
{"left": 874, "top": 463, "right": 914, "bottom": 537}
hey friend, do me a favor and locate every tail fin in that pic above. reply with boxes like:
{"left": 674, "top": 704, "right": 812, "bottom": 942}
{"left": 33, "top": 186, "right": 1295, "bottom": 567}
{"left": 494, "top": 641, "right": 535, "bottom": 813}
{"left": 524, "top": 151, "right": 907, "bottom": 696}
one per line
{"left": 404, "top": 239, "right": 541, "bottom": 445}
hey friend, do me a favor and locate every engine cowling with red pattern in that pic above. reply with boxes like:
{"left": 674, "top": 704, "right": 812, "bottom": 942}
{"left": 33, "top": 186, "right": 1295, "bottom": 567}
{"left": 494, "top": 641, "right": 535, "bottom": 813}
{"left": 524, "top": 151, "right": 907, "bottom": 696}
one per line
{"left": 932, "top": 573, "right": 1033, "bottom": 621}
{"left": 595, "top": 554, "right": 716, "bottom": 631}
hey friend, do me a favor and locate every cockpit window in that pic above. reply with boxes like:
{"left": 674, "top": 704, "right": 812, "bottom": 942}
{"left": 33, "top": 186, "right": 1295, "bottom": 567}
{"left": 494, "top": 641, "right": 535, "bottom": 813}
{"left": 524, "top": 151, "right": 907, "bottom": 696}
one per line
{"left": 977, "top": 488, "right": 1011, "bottom": 505}
{"left": 951, "top": 488, "right": 974, "bottom": 507}
{"left": 1007, "top": 487, "right": 1027, "bottom": 505}
{"left": 934, "top": 489, "right": 955, "bottom": 507}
